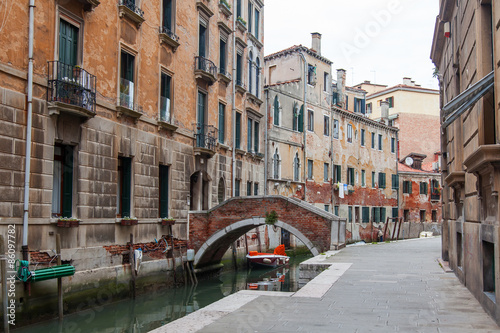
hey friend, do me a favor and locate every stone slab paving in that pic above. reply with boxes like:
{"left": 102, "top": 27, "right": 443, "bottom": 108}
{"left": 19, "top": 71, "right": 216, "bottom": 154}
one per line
{"left": 153, "top": 237, "right": 500, "bottom": 333}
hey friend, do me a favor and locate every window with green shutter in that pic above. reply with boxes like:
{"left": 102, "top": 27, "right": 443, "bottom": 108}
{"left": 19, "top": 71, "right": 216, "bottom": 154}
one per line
{"left": 118, "top": 156, "right": 132, "bottom": 217}
{"left": 378, "top": 173, "right": 386, "bottom": 189}
{"left": 348, "top": 206, "right": 352, "bottom": 222}
{"left": 362, "top": 207, "right": 370, "bottom": 223}
{"left": 273, "top": 96, "right": 280, "bottom": 126}
{"left": 361, "top": 170, "right": 366, "bottom": 187}
{"left": 298, "top": 105, "right": 304, "bottom": 132}
{"left": 372, "top": 171, "right": 376, "bottom": 188}
{"left": 403, "top": 181, "right": 412, "bottom": 194}
{"left": 52, "top": 144, "right": 74, "bottom": 218}
{"left": 159, "top": 165, "right": 169, "bottom": 218}
{"left": 59, "top": 19, "right": 79, "bottom": 67}
{"left": 347, "top": 167, "right": 355, "bottom": 186}
{"left": 380, "top": 207, "right": 386, "bottom": 223}
{"left": 420, "top": 182, "right": 428, "bottom": 195}
{"left": 361, "top": 129, "right": 365, "bottom": 146}
{"left": 392, "top": 174, "right": 399, "bottom": 189}
{"left": 333, "top": 164, "right": 341, "bottom": 183}
{"left": 247, "top": 118, "right": 252, "bottom": 151}
{"left": 392, "top": 207, "right": 399, "bottom": 218}
{"left": 371, "top": 132, "right": 375, "bottom": 149}
{"left": 254, "top": 122, "right": 259, "bottom": 152}
{"left": 235, "top": 112, "right": 241, "bottom": 149}
{"left": 218, "top": 103, "right": 225, "bottom": 143}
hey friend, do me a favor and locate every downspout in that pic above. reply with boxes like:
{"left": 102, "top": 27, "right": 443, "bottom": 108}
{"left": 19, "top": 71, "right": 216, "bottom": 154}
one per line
{"left": 396, "top": 130, "right": 400, "bottom": 220}
{"left": 231, "top": 0, "right": 236, "bottom": 196}
{"left": 264, "top": 88, "right": 269, "bottom": 195}
{"left": 298, "top": 50, "right": 307, "bottom": 200}
{"left": 22, "top": 0, "right": 35, "bottom": 261}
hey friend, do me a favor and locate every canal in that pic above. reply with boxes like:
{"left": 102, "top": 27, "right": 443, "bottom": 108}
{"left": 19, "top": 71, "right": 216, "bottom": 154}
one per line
{"left": 13, "top": 254, "right": 312, "bottom": 333}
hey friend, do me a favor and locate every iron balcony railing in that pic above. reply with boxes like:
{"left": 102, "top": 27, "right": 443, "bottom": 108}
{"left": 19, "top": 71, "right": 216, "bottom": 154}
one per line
{"left": 194, "top": 123, "right": 218, "bottom": 151}
{"left": 195, "top": 56, "right": 218, "bottom": 78}
{"left": 236, "top": 77, "right": 246, "bottom": 89}
{"left": 430, "top": 192, "right": 440, "bottom": 201}
{"left": 119, "top": 0, "right": 144, "bottom": 17}
{"left": 159, "top": 96, "right": 171, "bottom": 123}
{"left": 219, "top": 66, "right": 232, "bottom": 80}
{"left": 47, "top": 61, "right": 97, "bottom": 113}
{"left": 159, "top": 26, "right": 179, "bottom": 42}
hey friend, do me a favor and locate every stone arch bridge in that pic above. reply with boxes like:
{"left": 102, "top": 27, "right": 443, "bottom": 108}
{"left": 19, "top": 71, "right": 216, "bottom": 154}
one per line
{"left": 189, "top": 195, "right": 346, "bottom": 271}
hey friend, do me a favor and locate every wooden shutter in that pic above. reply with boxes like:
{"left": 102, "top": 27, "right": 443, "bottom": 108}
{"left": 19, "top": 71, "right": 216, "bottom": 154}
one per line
{"left": 236, "top": 112, "right": 241, "bottom": 148}
{"left": 121, "top": 157, "right": 132, "bottom": 217}
{"left": 362, "top": 207, "right": 369, "bottom": 223}
{"left": 298, "top": 105, "right": 304, "bottom": 132}
{"left": 254, "top": 122, "right": 259, "bottom": 152}
{"left": 218, "top": 103, "right": 225, "bottom": 143}
{"left": 159, "top": 165, "right": 169, "bottom": 218}
{"left": 380, "top": 207, "right": 386, "bottom": 223}
{"left": 62, "top": 145, "right": 73, "bottom": 218}
{"left": 361, "top": 99, "right": 366, "bottom": 114}
{"left": 59, "top": 20, "right": 78, "bottom": 67}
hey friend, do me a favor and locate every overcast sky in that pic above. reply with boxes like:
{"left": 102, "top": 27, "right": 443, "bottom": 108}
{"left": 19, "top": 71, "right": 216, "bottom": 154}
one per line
{"left": 264, "top": 0, "right": 439, "bottom": 89}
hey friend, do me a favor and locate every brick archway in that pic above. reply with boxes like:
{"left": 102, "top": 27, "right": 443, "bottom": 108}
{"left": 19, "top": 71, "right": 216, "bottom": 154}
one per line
{"left": 189, "top": 196, "right": 346, "bottom": 270}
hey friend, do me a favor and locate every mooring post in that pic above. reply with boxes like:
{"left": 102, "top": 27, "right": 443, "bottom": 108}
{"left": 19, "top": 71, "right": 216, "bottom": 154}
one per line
{"left": 129, "top": 234, "right": 136, "bottom": 299}
{"left": 56, "top": 234, "right": 63, "bottom": 321}
{"left": 1, "top": 235, "right": 9, "bottom": 332}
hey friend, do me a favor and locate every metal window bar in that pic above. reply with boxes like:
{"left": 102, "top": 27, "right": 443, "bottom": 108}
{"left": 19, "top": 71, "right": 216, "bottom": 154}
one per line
{"left": 195, "top": 56, "right": 218, "bottom": 78}
{"left": 159, "top": 26, "right": 179, "bottom": 41}
{"left": 119, "top": 0, "right": 144, "bottom": 17}
{"left": 194, "top": 123, "right": 218, "bottom": 151}
{"left": 47, "top": 61, "right": 97, "bottom": 113}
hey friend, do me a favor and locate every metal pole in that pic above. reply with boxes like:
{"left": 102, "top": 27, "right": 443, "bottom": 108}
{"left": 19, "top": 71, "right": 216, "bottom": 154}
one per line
{"left": 56, "top": 234, "right": 63, "bottom": 321}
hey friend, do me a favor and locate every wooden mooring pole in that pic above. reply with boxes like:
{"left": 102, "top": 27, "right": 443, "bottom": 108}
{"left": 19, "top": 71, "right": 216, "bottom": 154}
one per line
{"left": 56, "top": 234, "right": 63, "bottom": 321}
{"left": 129, "top": 234, "right": 136, "bottom": 299}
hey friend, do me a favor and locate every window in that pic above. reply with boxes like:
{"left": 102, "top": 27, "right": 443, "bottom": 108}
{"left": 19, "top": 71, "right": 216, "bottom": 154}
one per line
{"left": 273, "top": 149, "right": 280, "bottom": 179}
{"left": 391, "top": 137, "right": 396, "bottom": 153}
{"left": 372, "top": 171, "right": 376, "bottom": 188}
{"left": 345, "top": 95, "right": 349, "bottom": 110}
{"left": 236, "top": 0, "right": 241, "bottom": 18}
{"left": 324, "top": 163, "right": 329, "bottom": 182}
{"left": 255, "top": 58, "right": 260, "bottom": 98}
{"left": 354, "top": 98, "right": 365, "bottom": 114}
{"left": 247, "top": 2, "right": 252, "bottom": 33}
{"left": 371, "top": 132, "right": 375, "bottom": 149}
{"left": 162, "top": 0, "right": 174, "bottom": 34}
{"left": 361, "top": 129, "right": 365, "bottom": 146}
{"left": 333, "top": 165, "right": 341, "bottom": 183}
{"left": 334, "top": 206, "right": 339, "bottom": 215}
{"left": 392, "top": 174, "right": 399, "bottom": 189}
{"left": 120, "top": 51, "right": 135, "bottom": 109}
{"left": 218, "top": 178, "right": 225, "bottom": 203}
{"left": 293, "top": 153, "right": 300, "bottom": 181}
{"left": 347, "top": 124, "right": 353, "bottom": 143}
{"left": 196, "top": 91, "right": 207, "bottom": 147}
{"left": 392, "top": 207, "right": 399, "bottom": 218}
{"left": 235, "top": 179, "right": 240, "bottom": 197}
{"left": 273, "top": 95, "right": 280, "bottom": 126}
{"left": 52, "top": 144, "right": 74, "bottom": 218}
{"left": 386, "top": 96, "right": 394, "bottom": 108}
{"left": 404, "top": 209, "right": 410, "bottom": 221}
{"left": 117, "top": 156, "right": 132, "bottom": 217}
{"left": 307, "top": 64, "right": 316, "bottom": 85}
{"left": 348, "top": 206, "right": 352, "bottom": 222}
{"left": 324, "top": 72, "right": 329, "bottom": 92}
{"left": 403, "top": 181, "right": 412, "bottom": 194}
{"left": 293, "top": 103, "right": 304, "bottom": 132}
{"left": 483, "top": 241, "right": 496, "bottom": 295}
{"left": 235, "top": 112, "right": 241, "bottom": 149}
{"left": 247, "top": 118, "right": 253, "bottom": 152}
{"left": 366, "top": 102, "right": 372, "bottom": 114}
{"left": 248, "top": 52, "right": 253, "bottom": 93}
{"left": 218, "top": 103, "right": 225, "bottom": 143}
{"left": 432, "top": 210, "right": 437, "bottom": 222}
{"left": 307, "top": 160, "right": 313, "bottom": 179}
{"left": 247, "top": 181, "right": 252, "bottom": 196}
{"left": 333, "top": 119, "right": 339, "bottom": 139}
{"left": 324, "top": 116, "right": 330, "bottom": 136}
{"left": 420, "top": 210, "right": 426, "bottom": 222}
{"left": 362, "top": 207, "right": 370, "bottom": 223}
{"left": 307, "top": 110, "right": 314, "bottom": 131}
{"left": 420, "top": 182, "right": 428, "bottom": 195}
{"left": 361, "top": 170, "right": 366, "bottom": 187}
{"left": 236, "top": 52, "right": 243, "bottom": 86}
{"left": 347, "top": 167, "right": 354, "bottom": 186}
{"left": 254, "top": 121, "right": 259, "bottom": 152}
{"left": 59, "top": 19, "right": 79, "bottom": 67}
{"left": 372, "top": 207, "right": 380, "bottom": 223}
{"left": 254, "top": 183, "right": 258, "bottom": 196}
{"left": 378, "top": 173, "right": 386, "bottom": 189}
{"left": 198, "top": 19, "right": 208, "bottom": 58}
{"left": 378, "top": 134, "right": 383, "bottom": 150}
{"left": 326, "top": 205, "right": 331, "bottom": 213}
{"left": 380, "top": 207, "right": 386, "bottom": 223}
{"left": 160, "top": 72, "right": 172, "bottom": 122}
{"left": 159, "top": 165, "right": 169, "bottom": 218}
{"left": 219, "top": 37, "right": 227, "bottom": 75}
{"left": 431, "top": 179, "right": 440, "bottom": 199}
{"left": 254, "top": 8, "right": 260, "bottom": 39}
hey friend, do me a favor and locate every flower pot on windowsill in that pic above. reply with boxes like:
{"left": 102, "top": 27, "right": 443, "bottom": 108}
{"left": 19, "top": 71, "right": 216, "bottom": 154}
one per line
{"left": 120, "top": 218, "right": 138, "bottom": 226}
{"left": 160, "top": 218, "right": 176, "bottom": 226}
{"left": 57, "top": 218, "right": 80, "bottom": 228}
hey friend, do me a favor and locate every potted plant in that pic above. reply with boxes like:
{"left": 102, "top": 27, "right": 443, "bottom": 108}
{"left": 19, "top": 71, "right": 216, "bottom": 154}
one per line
{"left": 57, "top": 217, "right": 81, "bottom": 228}
{"left": 237, "top": 16, "right": 247, "bottom": 26}
{"left": 160, "top": 217, "right": 176, "bottom": 226}
{"left": 121, "top": 216, "right": 138, "bottom": 226}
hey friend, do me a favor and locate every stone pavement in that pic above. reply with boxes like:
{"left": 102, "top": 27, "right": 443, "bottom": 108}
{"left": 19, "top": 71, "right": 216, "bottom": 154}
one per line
{"left": 152, "top": 237, "right": 500, "bottom": 333}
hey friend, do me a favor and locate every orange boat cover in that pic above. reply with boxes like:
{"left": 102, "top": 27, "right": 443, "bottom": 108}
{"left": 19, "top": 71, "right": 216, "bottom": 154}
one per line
{"left": 273, "top": 244, "right": 286, "bottom": 256}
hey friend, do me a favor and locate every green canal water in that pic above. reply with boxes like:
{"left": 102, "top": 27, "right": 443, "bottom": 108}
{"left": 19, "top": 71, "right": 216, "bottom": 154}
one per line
{"left": 13, "top": 254, "right": 312, "bottom": 333}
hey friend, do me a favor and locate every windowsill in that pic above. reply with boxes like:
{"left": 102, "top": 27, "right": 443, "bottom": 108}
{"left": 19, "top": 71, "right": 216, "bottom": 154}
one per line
{"left": 246, "top": 92, "right": 263, "bottom": 106}
{"left": 218, "top": 72, "right": 232, "bottom": 84}
{"left": 117, "top": 104, "right": 142, "bottom": 121}
{"left": 218, "top": 143, "right": 231, "bottom": 150}
{"left": 118, "top": 5, "right": 145, "bottom": 28}
{"left": 236, "top": 84, "right": 247, "bottom": 94}
{"left": 235, "top": 148, "right": 246, "bottom": 156}
{"left": 159, "top": 31, "right": 180, "bottom": 51}
{"left": 158, "top": 119, "right": 178, "bottom": 132}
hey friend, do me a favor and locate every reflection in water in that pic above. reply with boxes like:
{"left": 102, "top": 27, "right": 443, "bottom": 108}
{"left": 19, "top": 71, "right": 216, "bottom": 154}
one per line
{"left": 13, "top": 255, "right": 311, "bottom": 333}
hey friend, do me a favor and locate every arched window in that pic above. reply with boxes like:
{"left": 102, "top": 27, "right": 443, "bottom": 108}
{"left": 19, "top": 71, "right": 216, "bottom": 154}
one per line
{"left": 273, "top": 95, "right": 280, "bottom": 126}
{"left": 293, "top": 153, "right": 300, "bottom": 181}
{"left": 255, "top": 58, "right": 260, "bottom": 98}
{"left": 248, "top": 51, "right": 253, "bottom": 93}
{"left": 273, "top": 148, "right": 280, "bottom": 179}
{"left": 217, "top": 177, "right": 225, "bottom": 203}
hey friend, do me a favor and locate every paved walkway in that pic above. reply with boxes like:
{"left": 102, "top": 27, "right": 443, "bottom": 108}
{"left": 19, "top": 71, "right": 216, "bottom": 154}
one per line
{"left": 152, "top": 237, "right": 500, "bottom": 332}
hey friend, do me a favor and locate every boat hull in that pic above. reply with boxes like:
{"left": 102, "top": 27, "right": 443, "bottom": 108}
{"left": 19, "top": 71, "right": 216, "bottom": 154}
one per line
{"left": 246, "top": 254, "right": 289, "bottom": 268}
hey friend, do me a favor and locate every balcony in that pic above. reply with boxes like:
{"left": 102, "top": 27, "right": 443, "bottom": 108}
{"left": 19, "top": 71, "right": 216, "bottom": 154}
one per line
{"left": 118, "top": 0, "right": 145, "bottom": 28}
{"left": 117, "top": 78, "right": 142, "bottom": 121}
{"left": 193, "top": 123, "right": 218, "bottom": 158}
{"left": 75, "top": 0, "right": 100, "bottom": 11}
{"left": 158, "top": 96, "right": 177, "bottom": 131}
{"left": 194, "top": 56, "right": 218, "bottom": 85}
{"left": 159, "top": 26, "right": 180, "bottom": 51}
{"left": 235, "top": 78, "right": 247, "bottom": 94}
{"left": 47, "top": 61, "right": 96, "bottom": 119}
{"left": 218, "top": 66, "right": 232, "bottom": 84}
{"left": 219, "top": 0, "right": 232, "bottom": 17}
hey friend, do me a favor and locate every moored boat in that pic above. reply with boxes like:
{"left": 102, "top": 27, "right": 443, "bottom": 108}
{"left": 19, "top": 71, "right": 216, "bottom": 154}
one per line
{"left": 246, "top": 244, "right": 290, "bottom": 268}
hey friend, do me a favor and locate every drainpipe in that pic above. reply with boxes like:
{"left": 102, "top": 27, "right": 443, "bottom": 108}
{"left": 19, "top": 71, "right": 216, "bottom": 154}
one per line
{"left": 264, "top": 88, "right": 269, "bottom": 195}
{"left": 298, "top": 50, "right": 307, "bottom": 200}
{"left": 22, "top": 0, "right": 35, "bottom": 261}
{"left": 396, "top": 130, "right": 400, "bottom": 220}
{"left": 231, "top": 0, "right": 236, "bottom": 196}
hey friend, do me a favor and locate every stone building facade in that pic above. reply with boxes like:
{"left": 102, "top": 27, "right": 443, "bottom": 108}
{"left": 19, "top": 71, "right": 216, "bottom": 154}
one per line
{"left": 0, "top": 0, "right": 264, "bottom": 317}
{"left": 431, "top": 0, "right": 500, "bottom": 324}
{"left": 263, "top": 35, "right": 399, "bottom": 243}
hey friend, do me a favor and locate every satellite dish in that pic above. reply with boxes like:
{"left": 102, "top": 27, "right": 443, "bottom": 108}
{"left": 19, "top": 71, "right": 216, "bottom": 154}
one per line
{"left": 405, "top": 157, "right": 414, "bottom": 166}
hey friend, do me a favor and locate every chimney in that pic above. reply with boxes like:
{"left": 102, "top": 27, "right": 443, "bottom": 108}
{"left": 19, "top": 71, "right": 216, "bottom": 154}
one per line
{"left": 403, "top": 77, "right": 412, "bottom": 86}
{"left": 311, "top": 32, "right": 322, "bottom": 55}
{"left": 381, "top": 100, "right": 389, "bottom": 125}
{"left": 336, "top": 69, "right": 346, "bottom": 108}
